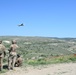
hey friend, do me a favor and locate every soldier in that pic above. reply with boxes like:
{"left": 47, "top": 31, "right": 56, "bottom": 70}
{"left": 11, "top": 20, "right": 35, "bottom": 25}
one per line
{"left": 8, "top": 40, "right": 19, "bottom": 70}
{"left": 0, "top": 40, "right": 6, "bottom": 71}
{"left": 15, "top": 54, "right": 23, "bottom": 67}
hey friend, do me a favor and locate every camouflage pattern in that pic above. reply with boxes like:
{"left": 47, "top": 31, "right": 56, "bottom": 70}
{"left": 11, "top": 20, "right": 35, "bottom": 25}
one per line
{"left": 15, "top": 54, "right": 23, "bottom": 67}
{"left": 0, "top": 41, "right": 6, "bottom": 71}
{"left": 8, "top": 40, "right": 19, "bottom": 70}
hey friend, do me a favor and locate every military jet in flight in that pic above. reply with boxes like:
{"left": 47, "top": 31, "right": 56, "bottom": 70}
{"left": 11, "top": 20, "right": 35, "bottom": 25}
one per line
{"left": 18, "top": 23, "right": 24, "bottom": 26}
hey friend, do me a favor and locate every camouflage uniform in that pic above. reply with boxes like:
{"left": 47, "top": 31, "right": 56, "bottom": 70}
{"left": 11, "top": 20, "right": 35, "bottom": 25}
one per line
{"left": 0, "top": 41, "right": 6, "bottom": 71}
{"left": 15, "top": 54, "right": 22, "bottom": 67}
{"left": 8, "top": 40, "right": 19, "bottom": 70}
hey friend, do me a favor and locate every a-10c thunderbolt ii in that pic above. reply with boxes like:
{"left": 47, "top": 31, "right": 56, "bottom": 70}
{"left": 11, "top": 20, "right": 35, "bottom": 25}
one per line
{"left": 18, "top": 23, "right": 24, "bottom": 26}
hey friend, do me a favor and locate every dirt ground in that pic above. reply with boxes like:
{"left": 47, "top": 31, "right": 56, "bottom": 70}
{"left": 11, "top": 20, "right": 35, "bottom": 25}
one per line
{"left": 1, "top": 63, "right": 76, "bottom": 75}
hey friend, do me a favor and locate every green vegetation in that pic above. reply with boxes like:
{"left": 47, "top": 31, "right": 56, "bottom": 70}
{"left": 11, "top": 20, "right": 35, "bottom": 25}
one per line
{"left": 24, "top": 55, "right": 76, "bottom": 66}
{"left": 0, "top": 69, "right": 7, "bottom": 73}
{"left": 0, "top": 36, "right": 76, "bottom": 66}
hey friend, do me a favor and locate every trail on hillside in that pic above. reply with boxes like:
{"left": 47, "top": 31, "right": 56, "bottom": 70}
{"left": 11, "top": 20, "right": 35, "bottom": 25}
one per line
{"left": 1, "top": 63, "right": 76, "bottom": 75}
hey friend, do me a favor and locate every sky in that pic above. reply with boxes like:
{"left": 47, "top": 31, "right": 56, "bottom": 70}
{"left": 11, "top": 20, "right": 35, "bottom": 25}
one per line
{"left": 0, "top": 0, "right": 76, "bottom": 38}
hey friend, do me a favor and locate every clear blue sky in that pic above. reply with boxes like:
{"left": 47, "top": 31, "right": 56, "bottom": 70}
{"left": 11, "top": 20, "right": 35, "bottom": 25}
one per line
{"left": 0, "top": 0, "right": 76, "bottom": 38}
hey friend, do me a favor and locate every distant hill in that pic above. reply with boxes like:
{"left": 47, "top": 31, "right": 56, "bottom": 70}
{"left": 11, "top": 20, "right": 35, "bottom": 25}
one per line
{"left": 1, "top": 36, "right": 76, "bottom": 59}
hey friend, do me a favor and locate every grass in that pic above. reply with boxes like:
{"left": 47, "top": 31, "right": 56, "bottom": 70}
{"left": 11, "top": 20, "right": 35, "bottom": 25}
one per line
{"left": 1, "top": 54, "right": 76, "bottom": 74}
{"left": 24, "top": 55, "right": 76, "bottom": 66}
{"left": 0, "top": 69, "right": 8, "bottom": 74}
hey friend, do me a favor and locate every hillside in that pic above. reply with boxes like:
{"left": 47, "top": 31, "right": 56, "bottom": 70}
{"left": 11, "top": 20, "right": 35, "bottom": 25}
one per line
{"left": 1, "top": 36, "right": 76, "bottom": 74}
{"left": 1, "top": 36, "right": 76, "bottom": 59}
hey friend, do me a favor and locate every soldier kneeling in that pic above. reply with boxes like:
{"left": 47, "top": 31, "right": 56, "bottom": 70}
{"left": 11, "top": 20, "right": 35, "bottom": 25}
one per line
{"left": 15, "top": 54, "right": 23, "bottom": 67}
